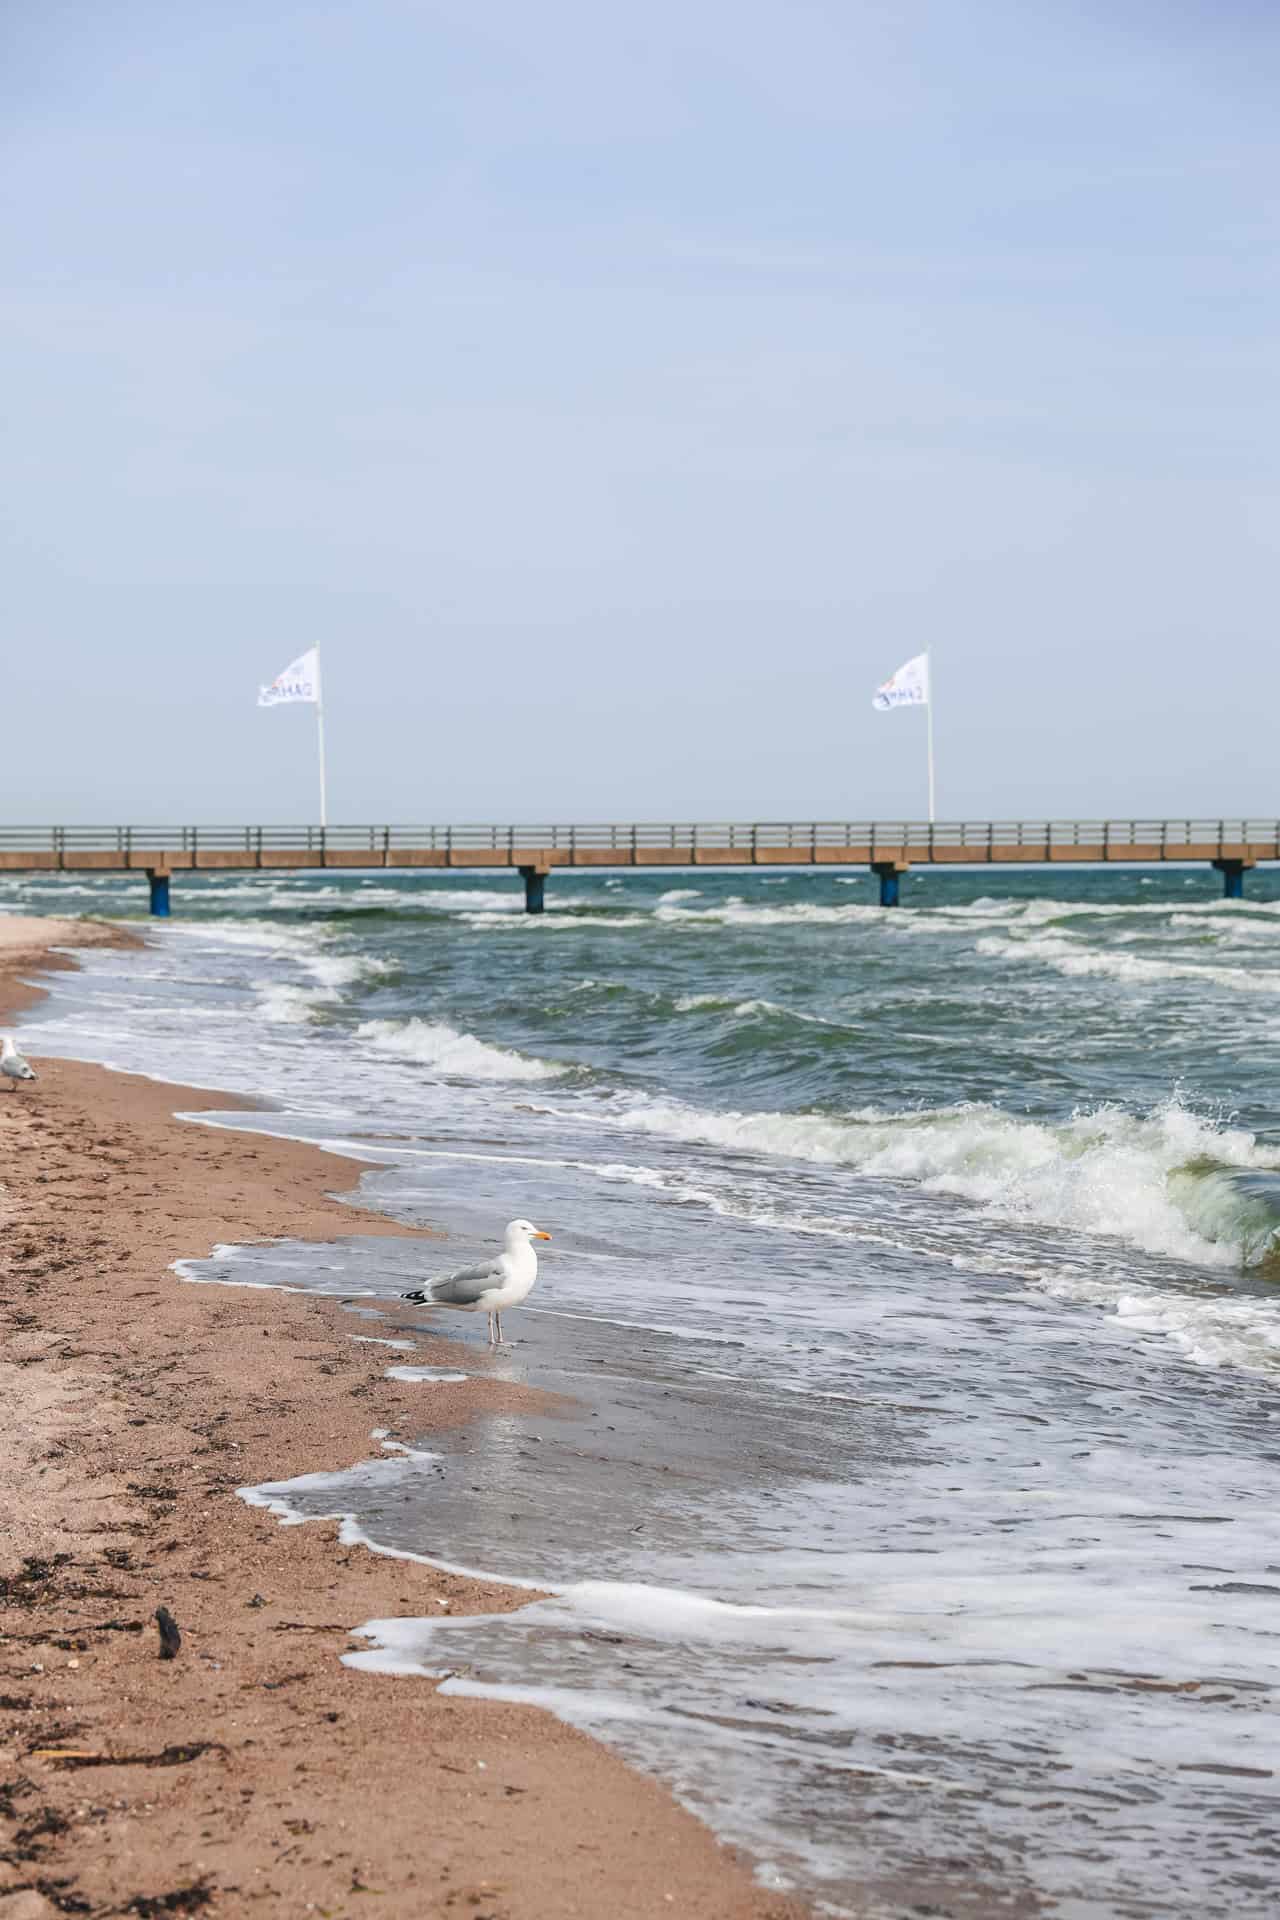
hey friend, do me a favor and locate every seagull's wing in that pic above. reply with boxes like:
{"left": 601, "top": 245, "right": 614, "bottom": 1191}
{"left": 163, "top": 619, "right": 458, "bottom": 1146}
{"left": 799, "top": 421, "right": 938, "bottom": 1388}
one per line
{"left": 403, "top": 1255, "right": 505, "bottom": 1307}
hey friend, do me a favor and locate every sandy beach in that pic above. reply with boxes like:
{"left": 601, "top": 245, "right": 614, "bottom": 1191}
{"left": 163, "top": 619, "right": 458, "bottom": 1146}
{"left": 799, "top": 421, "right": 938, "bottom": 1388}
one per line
{"left": 0, "top": 918, "right": 805, "bottom": 1920}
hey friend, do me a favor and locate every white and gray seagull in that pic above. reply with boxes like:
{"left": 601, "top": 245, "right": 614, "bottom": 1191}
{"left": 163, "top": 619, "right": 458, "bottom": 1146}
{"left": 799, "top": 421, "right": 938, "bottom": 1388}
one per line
{"left": 401, "top": 1218, "right": 551, "bottom": 1346}
{"left": 0, "top": 1034, "right": 37, "bottom": 1092}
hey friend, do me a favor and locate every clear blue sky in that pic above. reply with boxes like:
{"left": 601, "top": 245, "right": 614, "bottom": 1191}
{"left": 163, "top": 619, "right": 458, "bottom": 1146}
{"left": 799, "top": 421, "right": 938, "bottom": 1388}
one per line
{"left": 4, "top": 2, "right": 1277, "bottom": 822}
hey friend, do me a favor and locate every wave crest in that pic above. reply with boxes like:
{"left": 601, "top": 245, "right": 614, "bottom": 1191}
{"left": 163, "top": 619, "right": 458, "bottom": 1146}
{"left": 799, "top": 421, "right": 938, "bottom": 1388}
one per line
{"left": 602, "top": 1094, "right": 1280, "bottom": 1270}
{"left": 355, "top": 1017, "right": 566, "bottom": 1080}
{"left": 975, "top": 932, "right": 1280, "bottom": 993}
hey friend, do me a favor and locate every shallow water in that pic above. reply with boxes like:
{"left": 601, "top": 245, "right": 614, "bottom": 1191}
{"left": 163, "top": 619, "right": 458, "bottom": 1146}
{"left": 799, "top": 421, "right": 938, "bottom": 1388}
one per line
{"left": 10, "top": 865, "right": 1280, "bottom": 1914}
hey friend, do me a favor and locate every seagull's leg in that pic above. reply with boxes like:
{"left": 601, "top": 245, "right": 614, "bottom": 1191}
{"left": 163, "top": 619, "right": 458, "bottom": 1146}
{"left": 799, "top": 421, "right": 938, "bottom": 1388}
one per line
{"left": 495, "top": 1312, "right": 503, "bottom": 1344}
{"left": 487, "top": 1312, "right": 496, "bottom": 1346}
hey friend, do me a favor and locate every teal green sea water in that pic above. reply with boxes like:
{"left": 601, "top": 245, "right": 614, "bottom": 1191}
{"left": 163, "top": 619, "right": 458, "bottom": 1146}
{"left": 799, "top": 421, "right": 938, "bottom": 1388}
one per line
{"left": 10, "top": 864, "right": 1280, "bottom": 1916}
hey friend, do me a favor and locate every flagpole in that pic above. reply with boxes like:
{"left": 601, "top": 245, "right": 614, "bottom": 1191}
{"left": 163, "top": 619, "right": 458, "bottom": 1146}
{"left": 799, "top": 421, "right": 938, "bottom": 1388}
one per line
{"left": 926, "top": 648, "right": 936, "bottom": 824}
{"left": 315, "top": 648, "right": 328, "bottom": 829}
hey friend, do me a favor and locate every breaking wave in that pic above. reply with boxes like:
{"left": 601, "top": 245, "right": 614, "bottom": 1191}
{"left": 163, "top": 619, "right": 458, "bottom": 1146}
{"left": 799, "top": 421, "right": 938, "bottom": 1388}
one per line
{"left": 976, "top": 932, "right": 1280, "bottom": 993}
{"left": 655, "top": 897, "right": 883, "bottom": 928}
{"left": 255, "top": 981, "right": 337, "bottom": 1025}
{"left": 595, "top": 1093, "right": 1280, "bottom": 1272}
{"left": 354, "top": 1017, "right": 566, "bottom": 1081}
{"left": 305, "top": 952, "right": 397, "bottom": 989}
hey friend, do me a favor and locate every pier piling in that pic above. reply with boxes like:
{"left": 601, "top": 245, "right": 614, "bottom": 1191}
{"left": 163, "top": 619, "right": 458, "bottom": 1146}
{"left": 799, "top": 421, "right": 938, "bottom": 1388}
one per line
{"left": 146, "top": 870, "right": 171, "bottom": 917}
{"left": 871, "top": 860, "right": 909, "bottom": 907}
{"left": 519, "top": 865, "right": 547, "bottom": 914}
{"left": 1212, "top": 858, "right": 1253, "bottom": 900}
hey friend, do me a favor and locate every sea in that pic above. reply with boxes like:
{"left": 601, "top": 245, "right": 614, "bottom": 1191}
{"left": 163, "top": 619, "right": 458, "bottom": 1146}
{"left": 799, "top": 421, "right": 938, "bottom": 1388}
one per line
{"left": 8, "top": 863, "right": 1280, "bottom": 1918}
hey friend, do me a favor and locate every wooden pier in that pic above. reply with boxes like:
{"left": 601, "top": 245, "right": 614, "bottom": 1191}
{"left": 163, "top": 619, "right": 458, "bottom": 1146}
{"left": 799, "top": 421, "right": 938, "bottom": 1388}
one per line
{"left": 0, "top": 821, "right": 1274, "bottom": 912}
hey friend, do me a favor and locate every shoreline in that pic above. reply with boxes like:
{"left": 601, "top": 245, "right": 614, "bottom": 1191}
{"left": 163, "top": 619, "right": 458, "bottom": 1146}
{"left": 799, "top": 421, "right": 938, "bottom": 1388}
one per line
{"left": 0, "top": 918, "right": 805, "bottom": 1919}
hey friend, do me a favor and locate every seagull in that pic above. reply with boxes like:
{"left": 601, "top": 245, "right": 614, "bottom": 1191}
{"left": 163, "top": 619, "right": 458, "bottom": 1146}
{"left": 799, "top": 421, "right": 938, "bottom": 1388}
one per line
{"left": 0, "top": 1035, "right": 37, "bottom": 1091}
{"left": 401, "top": 1218, "right": 551, "bottom": 1346}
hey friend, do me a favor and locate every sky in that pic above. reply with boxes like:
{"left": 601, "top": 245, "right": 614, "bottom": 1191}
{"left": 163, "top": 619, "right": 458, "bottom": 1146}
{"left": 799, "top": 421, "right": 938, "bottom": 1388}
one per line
{"left": 3, "top": 0, "right": 1278, "bottom": 824}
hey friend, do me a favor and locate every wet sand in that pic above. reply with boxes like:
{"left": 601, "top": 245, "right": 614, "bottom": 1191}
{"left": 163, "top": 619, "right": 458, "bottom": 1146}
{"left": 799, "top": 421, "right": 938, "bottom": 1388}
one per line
{"left": 0, "top": 918, "right": 806, "bottom": 1919}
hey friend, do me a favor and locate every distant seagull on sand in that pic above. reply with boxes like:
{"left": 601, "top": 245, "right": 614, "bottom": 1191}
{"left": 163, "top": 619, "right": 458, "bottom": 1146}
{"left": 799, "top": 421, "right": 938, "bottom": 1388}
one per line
{"left": 401, "top": 1218, "right": 551, "bottom": 1346}
{"left": 0, "top": 1035, "right": 36, "bottom": 1091}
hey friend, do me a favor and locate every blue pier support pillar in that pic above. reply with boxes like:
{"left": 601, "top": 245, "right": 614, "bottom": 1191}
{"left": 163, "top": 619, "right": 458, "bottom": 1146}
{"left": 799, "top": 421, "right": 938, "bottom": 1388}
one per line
{"left": 871, "top": 860, "right": 908, "bottom": 907}
{"left": 519, "top": 865, "right": 547, "bottom": 914}
{"left": 147, "top": 869, "right": 171, "bottom": 917}
{"left": 1212, "top": 858, "right": 1253, "bottom": 900}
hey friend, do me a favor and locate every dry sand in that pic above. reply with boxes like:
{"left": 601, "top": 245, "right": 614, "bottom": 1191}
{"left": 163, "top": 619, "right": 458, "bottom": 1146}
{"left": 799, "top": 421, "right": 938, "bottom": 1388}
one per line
{"left": 0, "top": 917, "right": 807, "bottom": 1920}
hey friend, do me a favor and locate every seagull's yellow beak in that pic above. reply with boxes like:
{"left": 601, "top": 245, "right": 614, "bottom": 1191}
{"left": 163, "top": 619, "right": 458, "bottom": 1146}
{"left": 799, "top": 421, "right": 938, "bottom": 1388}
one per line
{"left": 534, "top": 1230, "right": 552, "bottom": 1241}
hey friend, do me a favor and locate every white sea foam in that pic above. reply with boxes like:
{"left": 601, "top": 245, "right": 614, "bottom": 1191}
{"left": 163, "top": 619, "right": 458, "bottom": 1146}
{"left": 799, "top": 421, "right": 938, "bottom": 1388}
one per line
{"left": 976, "top": 931, "right": 1280, "bottom": 993}
{"left": 239, "top": 1445, "right": 443, "bottom": 1528}
{"left": 354, "top": 1016, "right": 566, "bottom": 1080}
{"left": 350, "top": 1582, "right": 888, "bottom": 1671}
{"left": 886, "top": 896, "right": 1280, "bottom": 939}
{"left": 654, "top": 899, "right": 884, "bottom": 928}
{"left": 544, "top": 1581, "right": 886, "bottom": 1640}
{"left": 406, "top": 888, "right": 523, "bottom": 912}
{"left": 386, "top": 1364, "right": 468, "bottom": 1383}
{"left": 674, "top": 994, "right": 833, "bottom": 1024}
{"left": 1033, "top": 1271, "right": 1280, "bottom": 1374}
{"left": 1167, "top": 912, "right": 1280, "bottom": 947}
{"left": 458, "top": 911, "right": 653, "bottom": 931}
{"left": 242, "top": 1454, "right": 548, "bottom": 1589}
{"left": 170, "top": 919, "right": 326, "bottom": 958}
{"left": 731, "top": 997, "right": 831, "bottom": 1024}
{"left": 437, "top": 1678, "right": 662, "bottom": 1724}
{"left": 986, "top": 895, "right": 1280, "bottom": 925}
{"left": 187, "top": 920, "right": 396, "bottom": 997}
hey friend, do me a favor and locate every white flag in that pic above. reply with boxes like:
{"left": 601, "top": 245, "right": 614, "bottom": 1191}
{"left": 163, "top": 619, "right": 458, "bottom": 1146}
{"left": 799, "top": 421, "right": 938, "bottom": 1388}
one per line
{"left": 258, "top": 647, "right": 320, "bottom": 707}
{"left": 872, "top": 651, "right": 929, "bottom": 711}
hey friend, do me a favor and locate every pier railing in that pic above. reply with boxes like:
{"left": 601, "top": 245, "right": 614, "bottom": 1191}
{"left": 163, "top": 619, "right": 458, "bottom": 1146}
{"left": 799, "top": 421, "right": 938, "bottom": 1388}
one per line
{"left": 0, "top": 820, "right": 1276, "bottom": 855}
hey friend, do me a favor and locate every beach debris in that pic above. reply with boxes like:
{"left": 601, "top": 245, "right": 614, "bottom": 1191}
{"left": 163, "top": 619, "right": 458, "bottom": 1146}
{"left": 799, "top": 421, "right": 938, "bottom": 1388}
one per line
{"left": 0, "top": 1556, "right": 71, "bottom": 1605}
{"left": 29, "top": 1742, "right": 225, "bottom": 1770}
{"left": 245, "top": 1593, "right": 268, "bottom": 1609}
{"left": 1, "top": 1033, "right": 38, "bottom": 1089}
{"left": 153, "top": 1607, "right": 182, "bottom": 1660}
{"left": 123, "top": 1878, "right": 214, "bottom": 1915}
{"left": 5, "top": 1799, "right": 74, "bottom": 1860}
